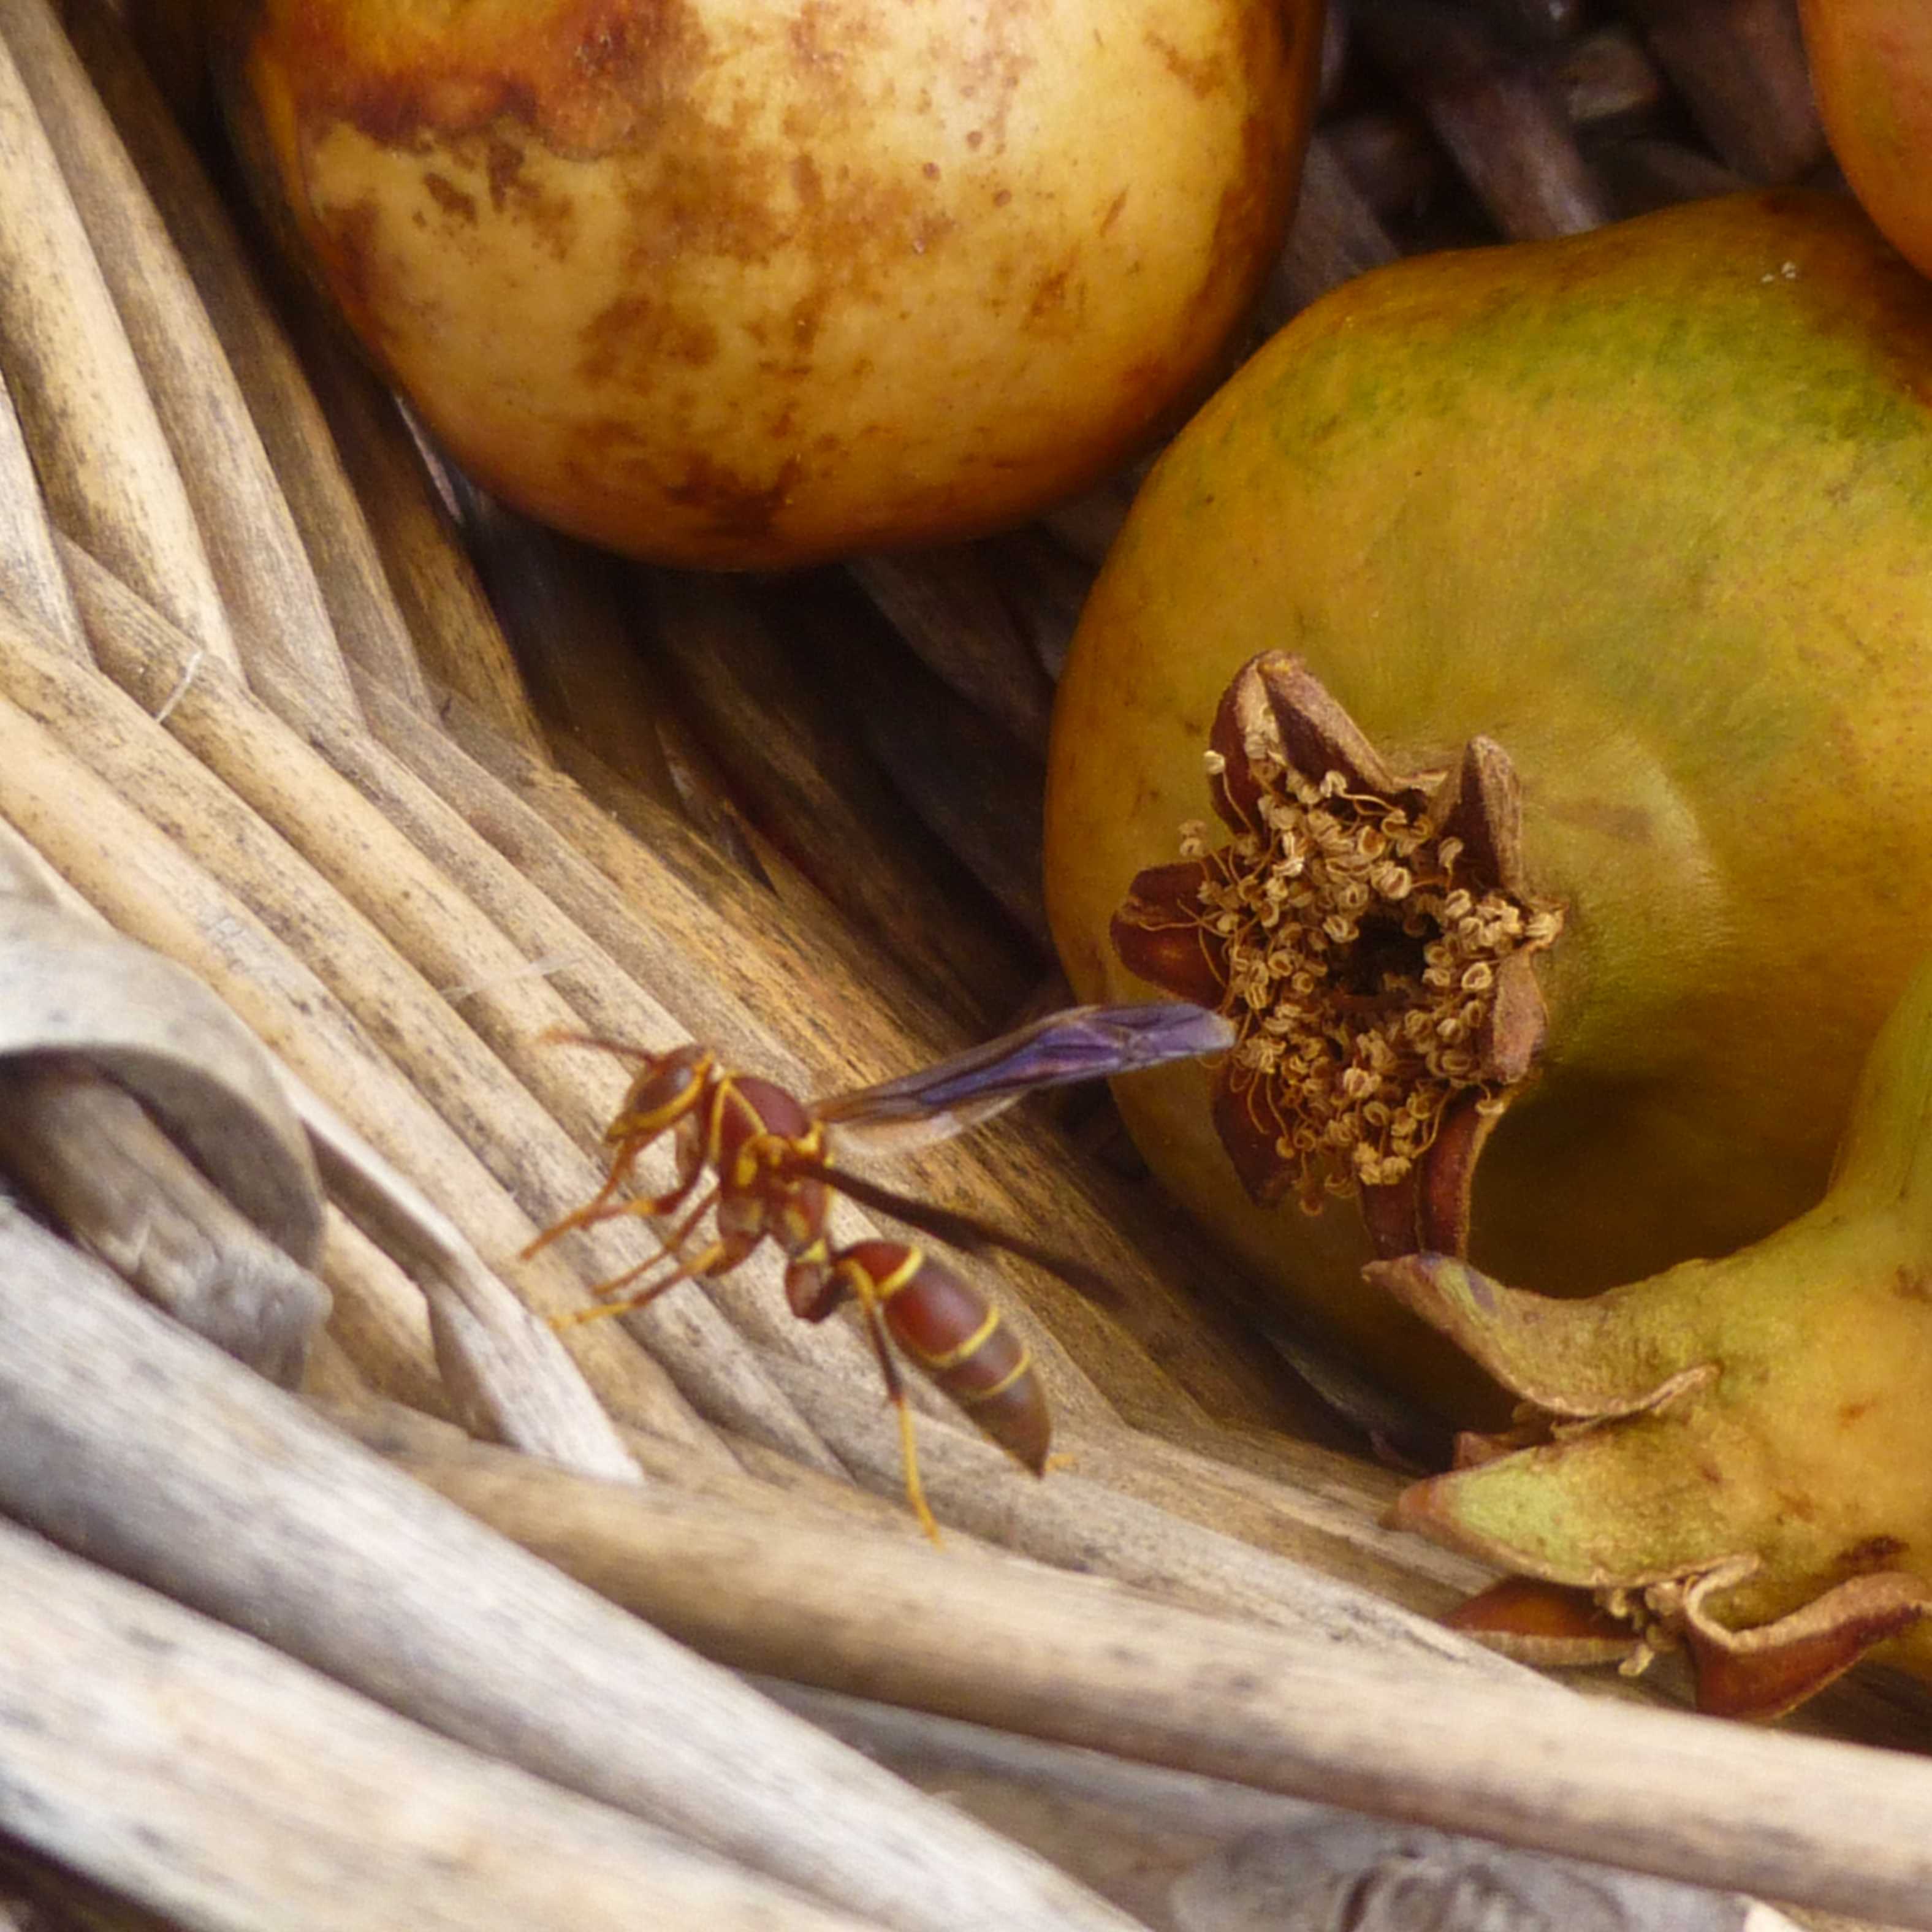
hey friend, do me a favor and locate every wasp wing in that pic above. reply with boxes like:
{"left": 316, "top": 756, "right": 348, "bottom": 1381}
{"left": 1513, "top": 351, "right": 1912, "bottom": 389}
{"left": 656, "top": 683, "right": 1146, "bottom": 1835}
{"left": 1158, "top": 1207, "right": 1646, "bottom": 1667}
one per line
{"left": 787, "top": 1155, "right": 1125, "bottom": 1308}
{"left": 816, "top": 1000, "right": 1233, "bottom": 1150}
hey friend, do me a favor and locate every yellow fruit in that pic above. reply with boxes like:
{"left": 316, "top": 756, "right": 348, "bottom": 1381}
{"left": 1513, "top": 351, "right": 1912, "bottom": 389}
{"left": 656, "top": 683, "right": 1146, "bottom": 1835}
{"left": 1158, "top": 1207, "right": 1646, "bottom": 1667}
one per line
{"left": 1044, "top": 191, "right": 1932, "bottom": 1417}
{"left": 208, "top": 0, "right": 1318, "bottom": 568}
{"left": 1801, "top": 0, "right": 1932, "bottom": 281}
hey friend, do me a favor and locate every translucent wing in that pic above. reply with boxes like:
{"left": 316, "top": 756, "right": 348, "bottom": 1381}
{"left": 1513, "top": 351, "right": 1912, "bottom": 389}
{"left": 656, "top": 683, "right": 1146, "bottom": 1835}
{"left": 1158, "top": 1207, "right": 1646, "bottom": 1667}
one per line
{"left": 783, "top": 1154, "right": 1124, "bottom": 1307}
{"left": 816, "top": 1000, "right": 1233, "bottom": 1151}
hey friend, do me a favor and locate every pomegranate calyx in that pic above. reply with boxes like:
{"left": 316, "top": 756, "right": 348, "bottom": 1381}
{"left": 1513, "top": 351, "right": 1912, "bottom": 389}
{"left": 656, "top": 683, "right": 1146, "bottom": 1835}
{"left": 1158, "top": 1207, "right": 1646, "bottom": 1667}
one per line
{"left": 1375, "top": 952, "right": 1932, "bottom": 1716}
{"left": 1366, "top": 1253, "right": 1719, "bottom": 1423}
{"left": 1440, "top": 1565, "right": 1932, "bottom": 1721}
{"left": 1111, "top": 652, "right": 1564, "bottom": 1254}
{"left": 1440, "top": 1576, "right": 1650, "bottom": 1669}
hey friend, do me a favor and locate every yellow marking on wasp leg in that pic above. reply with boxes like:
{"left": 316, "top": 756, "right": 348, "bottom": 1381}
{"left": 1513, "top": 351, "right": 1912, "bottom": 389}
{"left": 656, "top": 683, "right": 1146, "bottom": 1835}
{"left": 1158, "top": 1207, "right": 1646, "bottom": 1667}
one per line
{"left": 954, "top": 1344, "right": 1035, "bottom": 1408}
{"left": 896, "top": 1395, "right": 941, "bottom": 1546}
{"left": 918, "top": 1306, "right": 1002, "bottom": 1372}
{"left": 844, "top": 1255, "right": 942, "bottom": 1545}
{"left": 551, "top": 1301, "right": 633, "bottom": 1330}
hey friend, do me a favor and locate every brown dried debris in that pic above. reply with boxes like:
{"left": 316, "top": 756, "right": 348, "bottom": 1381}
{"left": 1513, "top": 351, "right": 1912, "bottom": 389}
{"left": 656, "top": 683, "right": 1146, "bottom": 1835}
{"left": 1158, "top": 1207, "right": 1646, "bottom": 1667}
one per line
{"left": 1112, "top": 653, "right": 1563, "bottom": 1255}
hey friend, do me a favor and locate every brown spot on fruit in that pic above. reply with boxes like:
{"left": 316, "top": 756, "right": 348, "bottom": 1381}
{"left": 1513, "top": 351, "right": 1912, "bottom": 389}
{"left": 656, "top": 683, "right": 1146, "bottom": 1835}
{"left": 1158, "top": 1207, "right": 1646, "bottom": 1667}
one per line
{"left": 320, "top": 195, "right": 387, "bottom": 344}
{"left": 789, "top": 289, "right": 827, "bottom": 355}
{"left": 1144, "top": 29, "right": 1226, "bottom": 98}
{"left": 1841, "top": 1535, "right": 1910, "bottom": 1572}
{"left": 484, "top": 135, "right": 525, "bottom": 210}
{"left": 1027, "top": 265, "right": 1072, "bottom": 326}
{"left": 421, "top": 171, "right": 477, "bottom": 221}
{"left": 578, "top": 292, "right": 718, "bottom": 385}
{"left": 664, "top": 451, "right": 803, "bottom": 539}
{"left": 268, "top": 0, "right": 710, "bottom": 153}
{"left": 1897, "top": 1265, "right": 1932, "bottom": 1301}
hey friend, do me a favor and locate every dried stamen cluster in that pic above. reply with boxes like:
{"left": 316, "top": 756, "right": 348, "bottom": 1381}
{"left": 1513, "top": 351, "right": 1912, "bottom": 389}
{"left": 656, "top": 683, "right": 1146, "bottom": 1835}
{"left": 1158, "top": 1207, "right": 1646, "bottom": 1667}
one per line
{"left": 1112, "top": 652, "right": 1565, "bottom": 1246}
{"left": 1177, "top": 751, "right": 1560, "bottom": 1211}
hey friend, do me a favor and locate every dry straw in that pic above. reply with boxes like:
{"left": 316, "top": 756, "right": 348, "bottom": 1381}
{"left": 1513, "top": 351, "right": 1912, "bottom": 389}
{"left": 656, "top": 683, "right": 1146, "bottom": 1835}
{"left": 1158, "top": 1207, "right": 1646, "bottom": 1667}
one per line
{"left": 0, "top": 2, "right": 1914, "bottom": 1931}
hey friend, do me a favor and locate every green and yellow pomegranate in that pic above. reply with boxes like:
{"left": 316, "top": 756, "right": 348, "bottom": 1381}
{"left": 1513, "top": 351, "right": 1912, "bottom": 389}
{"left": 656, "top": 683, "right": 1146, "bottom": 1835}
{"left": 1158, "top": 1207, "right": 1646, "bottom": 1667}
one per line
{"left": 1044, "top": 190, "right": 1932, "bottom": 1419}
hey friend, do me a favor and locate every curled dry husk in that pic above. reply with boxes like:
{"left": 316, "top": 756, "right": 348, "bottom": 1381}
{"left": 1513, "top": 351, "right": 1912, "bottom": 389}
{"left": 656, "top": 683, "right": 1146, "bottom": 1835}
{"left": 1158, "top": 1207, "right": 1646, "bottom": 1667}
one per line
{"left": 1374, "top": 949, "right": 1932, "bottom": 1718}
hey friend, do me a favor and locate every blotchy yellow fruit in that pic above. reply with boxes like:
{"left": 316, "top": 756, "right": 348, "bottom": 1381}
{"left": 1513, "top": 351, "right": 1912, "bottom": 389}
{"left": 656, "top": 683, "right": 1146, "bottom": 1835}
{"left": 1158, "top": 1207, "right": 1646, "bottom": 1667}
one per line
{"left": 1045, "top": 192, "right": 1932, "bottom": 1417}
{"left": 210, "top": 0, "right": 1318, "bottom": 568}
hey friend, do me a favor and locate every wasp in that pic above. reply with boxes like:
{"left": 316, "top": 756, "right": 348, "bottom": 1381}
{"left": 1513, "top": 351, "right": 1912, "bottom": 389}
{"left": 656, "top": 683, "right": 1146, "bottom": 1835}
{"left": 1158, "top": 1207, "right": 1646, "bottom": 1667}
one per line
{"left": 523, "top": 1002, "right": 1233, "bottom": 1537}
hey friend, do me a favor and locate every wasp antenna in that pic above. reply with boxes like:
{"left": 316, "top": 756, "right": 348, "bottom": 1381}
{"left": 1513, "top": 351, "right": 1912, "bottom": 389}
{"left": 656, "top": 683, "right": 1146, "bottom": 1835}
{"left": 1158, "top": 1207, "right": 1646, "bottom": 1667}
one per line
{"left": 536, "top": 1028, "right": 665, "bottom": 1062}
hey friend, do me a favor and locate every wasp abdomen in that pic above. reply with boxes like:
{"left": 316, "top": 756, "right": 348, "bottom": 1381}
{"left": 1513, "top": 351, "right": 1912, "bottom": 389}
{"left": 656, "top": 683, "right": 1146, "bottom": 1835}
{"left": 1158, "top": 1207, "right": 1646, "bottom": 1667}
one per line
{"left": 843, "top": 1239, "right": 1052, "bottom": 1475}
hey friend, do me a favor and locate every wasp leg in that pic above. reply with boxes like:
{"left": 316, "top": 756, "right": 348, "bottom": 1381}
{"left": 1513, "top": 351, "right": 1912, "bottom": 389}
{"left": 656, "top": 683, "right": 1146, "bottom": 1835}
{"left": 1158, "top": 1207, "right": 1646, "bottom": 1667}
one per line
{"left": 520, "top": 1155, "right": 715, "bottom": 1260}
{"left": 549, "top": 1233, "right": 734, "bottom": 1329}
{"left": 834, "top": 1252, "right": 941, "bottom": 1546}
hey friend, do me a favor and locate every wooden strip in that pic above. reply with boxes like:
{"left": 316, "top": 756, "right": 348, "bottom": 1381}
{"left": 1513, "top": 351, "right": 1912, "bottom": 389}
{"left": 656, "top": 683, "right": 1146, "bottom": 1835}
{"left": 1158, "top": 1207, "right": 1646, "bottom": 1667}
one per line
{"left": 0, "top": 1513, "right": 889, "bottom": 1932}
{"left": 1621, "top": 0, "right": 1824, "bottom": 184}
{"left": 1356, "top": 0, "right": 1613, "bottom": 240}
{"left": 644, "top": 568, "right": 1038, "bottom": 1031}
{"left": 0, "top": 1055, "right": 327, "bottom": 1385}
{"left": 0, "top": 1210, "right": 1147, "bottom": 1932}
{"left": 292, "top": 1081, "right": 641, "bottom": 1482}
{"left": 974, "top": 528, "right": 1094, "bottom": 686}
{"left": 1035, "top": 474, "right": 1136, "bottom": 573}
{"left": 276, "top": 311, "right": 542, "bottom": 745}
{"left": 59, "top": 0, "right": 444, "bottom": 722}
{"left": 767, "top": 1683, "right": 1807, "bottom": 1932}
{"left": 0, "top": 671, "right": 734, "bottom": 1466}
{"left": 32, "top": 557, "right": 840, "bottom": 1472}
{"left": 0, "top": 16, "right": 231, "bottom": 660}
{"left": 0, "top": 0, "right": 356, "bottom": 721}
{"left": 812, "top": 604, "right": 1052, "bottom": 949}
{"left": 1595, "top": 132, "right": 1752, "bottom": 216}
{"left": 0, "top": 360, "right": 83, "bottom": 652}
{"left": 0, "top": 1839, "right": 183, "bottom": 1932}
{"left": 0, "top": 892, "right": 322, "bottom": 1263}
{"left": 316, "top": 1211, "right": 455, "bottom": 1423}
{"left": 447, "top": 474, "right": 686, "bottom": 814}
{"left": 1558, "top": 24, "right": 1671, "bottom": 129}
{"left": 738, "top": 1354, "right": 1503, "bottom": 1663}
{"left": 847, "top": 546, "right": 1057, "bottom": 756}
{"left": 376, "top": 1432, "right": 1932, "bottom": 1931}
{"left": 1263, "top": 133, "right": 1401, "bottom": 325}
{"left": 765, "top": 567, "right": 1055, "bottom": 953}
